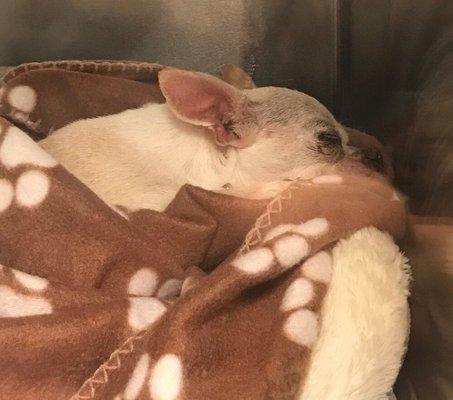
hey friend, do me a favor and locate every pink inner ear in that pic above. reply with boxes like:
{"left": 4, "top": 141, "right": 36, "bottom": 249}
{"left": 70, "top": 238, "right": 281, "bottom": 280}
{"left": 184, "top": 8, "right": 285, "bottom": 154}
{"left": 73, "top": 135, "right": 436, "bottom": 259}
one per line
{"left": 159, "top": 68, "right": 240, "bottom": 129}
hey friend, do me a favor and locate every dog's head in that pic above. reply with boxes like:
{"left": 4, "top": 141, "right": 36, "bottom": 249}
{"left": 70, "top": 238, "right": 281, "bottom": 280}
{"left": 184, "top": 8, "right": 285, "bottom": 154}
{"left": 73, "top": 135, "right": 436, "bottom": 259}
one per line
{"left": 159, "top": 66, "right": 392, "bottom": 182}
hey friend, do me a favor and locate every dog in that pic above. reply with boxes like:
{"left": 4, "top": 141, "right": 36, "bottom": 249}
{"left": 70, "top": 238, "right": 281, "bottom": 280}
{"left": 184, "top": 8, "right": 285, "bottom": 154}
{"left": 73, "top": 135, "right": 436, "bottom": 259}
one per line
{"left": 40, "top": 65, "right": 390, "bottom": 211}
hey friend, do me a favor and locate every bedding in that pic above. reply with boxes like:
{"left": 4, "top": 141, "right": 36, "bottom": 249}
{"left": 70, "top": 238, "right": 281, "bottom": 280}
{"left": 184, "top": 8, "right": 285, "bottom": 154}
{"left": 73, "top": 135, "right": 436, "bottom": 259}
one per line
{"left": 0, "top": 60, "right": 410, "bottom": 400}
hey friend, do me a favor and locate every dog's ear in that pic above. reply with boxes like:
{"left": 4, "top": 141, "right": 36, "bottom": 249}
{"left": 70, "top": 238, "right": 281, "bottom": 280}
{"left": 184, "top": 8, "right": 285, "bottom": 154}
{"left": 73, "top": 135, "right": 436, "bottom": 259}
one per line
{"left": 219, "top": 64, "right": 257, "bottom": 89}
{"left": 159, "top": 67, "right": 250, "bottom": 147}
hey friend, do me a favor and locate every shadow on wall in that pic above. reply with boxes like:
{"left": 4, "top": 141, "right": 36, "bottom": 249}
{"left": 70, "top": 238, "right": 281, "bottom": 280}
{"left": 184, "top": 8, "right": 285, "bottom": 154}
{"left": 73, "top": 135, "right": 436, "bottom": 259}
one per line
{"left": 0, "top": 0, "right": 338, "bottom": 109}
{"left": 0, "top": 1, "right": 154, "bottom": 64}
{"left": 372, "top": 1, "right": 453, "bottom": 217}
{"left": 0, "top": 0, "right": 262, "bottom": 74}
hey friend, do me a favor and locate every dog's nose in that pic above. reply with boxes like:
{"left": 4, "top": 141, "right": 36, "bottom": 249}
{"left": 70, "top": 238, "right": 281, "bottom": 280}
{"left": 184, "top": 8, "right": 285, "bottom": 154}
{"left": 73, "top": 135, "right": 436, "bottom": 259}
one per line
{"left": 362, "top": 147, "right": 384, "bottom": 172}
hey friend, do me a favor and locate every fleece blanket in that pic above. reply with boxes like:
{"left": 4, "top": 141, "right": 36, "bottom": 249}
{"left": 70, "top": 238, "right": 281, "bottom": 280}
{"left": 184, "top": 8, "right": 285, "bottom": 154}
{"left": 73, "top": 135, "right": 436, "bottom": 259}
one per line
{"left": 0, "top": 61, "right": 407, "bottom": 400}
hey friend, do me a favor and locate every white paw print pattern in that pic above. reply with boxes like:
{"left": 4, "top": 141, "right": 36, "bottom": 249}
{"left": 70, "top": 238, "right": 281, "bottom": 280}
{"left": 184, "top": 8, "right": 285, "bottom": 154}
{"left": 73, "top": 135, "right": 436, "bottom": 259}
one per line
{"left": 12, "top": 269, "right": 49, "bottom": 292}
{"left": 282, "top": 251, "right": 333, "bottom": 347}
{"left": 123, "top": 353, "right": 150, "bottom": 400}
{"left": 3, "top": 84, "right": 39, "bottom": 128}
{"left": 0, "top": 270, "right": 51, "bottom": 319}
{"left": 156, "top": 279, "right": 183, "bottom": 299}
{"left": 0, "top": 285, "right": 53, "bottom": 317}
{"left": 232, "top": 214, "right": 333, "bottom": 348}
{"left": 7, "top": 85, "right": 37, "bottom": 114}
{"left": 149, "top": 353, "right": 183, "bottom": 400}
{"left": 283, "top": 309, "right": 319, "bottom": 347}
{"left": 273, "top": 234, "right": 310, "bottom": 268}
{"left": 128, "top": 297, "right": 167, "bottom": 331}
{"left": 232, "top": 247, "right": 275, "bottom": 274}
{"left": 302, "top": 251, "right": 333, "bottom": 284}
{"left": 280, "top": 277, "right": 314, "bottom": 312}
{"left": 264, "top": 218, "right": 329, "bottom": 242}
{"left": 114, "top": 352, "right": 184, "bottom": 400}
{"left": 128, "top": 268, "right": 159, "bottom": 297}
{"left": 0, "top": 125, "right": 57, "bottom": 212}
{"left": 126, "top": 268, "right": 182, "bottom": 332}
{"left": 128, "top": 268, "right": 183, "bottom": 299}
{"left": 0, "top": 179, "right": 14, "bottom": 211}
{"left": 233, "top": 218, "right": 329, "bottom": 275}
{"left": 0, "top": 266, "right": 52, "bottom": 318}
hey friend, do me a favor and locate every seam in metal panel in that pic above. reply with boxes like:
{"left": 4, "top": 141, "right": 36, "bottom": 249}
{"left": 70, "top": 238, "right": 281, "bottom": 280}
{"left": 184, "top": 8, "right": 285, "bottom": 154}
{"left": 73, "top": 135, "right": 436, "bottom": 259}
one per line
{"left": 331, "top": 0, "right": 340, "bottom": 116}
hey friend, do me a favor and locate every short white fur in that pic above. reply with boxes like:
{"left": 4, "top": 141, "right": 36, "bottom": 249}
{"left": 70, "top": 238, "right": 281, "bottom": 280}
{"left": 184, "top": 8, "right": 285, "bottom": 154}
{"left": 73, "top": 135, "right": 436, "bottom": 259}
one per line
{"left": 40, "top": 69, "right": 352, "bottom": 211}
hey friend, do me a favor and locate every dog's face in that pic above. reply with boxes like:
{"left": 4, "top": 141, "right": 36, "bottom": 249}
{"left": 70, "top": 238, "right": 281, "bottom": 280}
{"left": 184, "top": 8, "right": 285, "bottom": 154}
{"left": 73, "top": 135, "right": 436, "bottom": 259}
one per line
{"left": 238, "top": 86, "right": 350, "bottom": 173}
{"left": 159, "top": 67, "right": 389, "bottom": 182}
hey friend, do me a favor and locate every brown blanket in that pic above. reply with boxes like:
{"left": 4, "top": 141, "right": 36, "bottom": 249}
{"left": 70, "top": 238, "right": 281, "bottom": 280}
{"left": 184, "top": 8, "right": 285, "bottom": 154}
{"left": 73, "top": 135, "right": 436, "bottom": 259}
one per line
{"left": 0, "top": 61, "right": 406, "bottom": 400}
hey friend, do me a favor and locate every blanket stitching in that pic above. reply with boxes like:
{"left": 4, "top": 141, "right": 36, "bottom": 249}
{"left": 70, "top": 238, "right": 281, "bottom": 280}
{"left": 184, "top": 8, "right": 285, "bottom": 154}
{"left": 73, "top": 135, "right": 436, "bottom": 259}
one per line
{"left": 70, "top": 330, "right": 147, "bottom": 400}
{"left": 2, "top": 60, "right": 161, "bottom": 83}
{"left": 239, "top": 183, "right": 298, "bottom": 255}
{"left": 69, "top": 180, "right": 301, "bottom": 399}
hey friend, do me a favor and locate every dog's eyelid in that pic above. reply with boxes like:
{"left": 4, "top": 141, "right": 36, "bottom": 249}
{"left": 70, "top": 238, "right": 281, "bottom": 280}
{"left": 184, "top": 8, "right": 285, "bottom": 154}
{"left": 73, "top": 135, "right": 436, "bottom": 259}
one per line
{"left": 317, "top": 128, "right": 341, "bottom": 144}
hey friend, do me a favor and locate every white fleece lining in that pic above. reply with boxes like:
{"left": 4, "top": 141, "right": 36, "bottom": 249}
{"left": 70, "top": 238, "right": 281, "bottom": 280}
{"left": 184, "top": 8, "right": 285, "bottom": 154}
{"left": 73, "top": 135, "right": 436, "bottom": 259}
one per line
{"left": 299, "top": 227, "right": 410, "bottom": 400}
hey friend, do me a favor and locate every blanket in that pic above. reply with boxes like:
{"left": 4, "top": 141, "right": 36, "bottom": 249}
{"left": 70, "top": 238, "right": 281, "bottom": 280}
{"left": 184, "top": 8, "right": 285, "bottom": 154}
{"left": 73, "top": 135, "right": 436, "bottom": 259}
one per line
{"left": 0, "top": 60, "right": 407, "bottom": 400}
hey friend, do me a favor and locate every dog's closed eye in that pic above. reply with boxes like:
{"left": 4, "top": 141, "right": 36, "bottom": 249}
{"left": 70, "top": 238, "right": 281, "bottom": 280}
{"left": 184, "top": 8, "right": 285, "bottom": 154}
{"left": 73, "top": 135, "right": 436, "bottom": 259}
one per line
{"left": 316, "top": 128, "right": 343, "bottom": 157}
{"left": 317, "top": 129, "right": 342, "bottom": 147}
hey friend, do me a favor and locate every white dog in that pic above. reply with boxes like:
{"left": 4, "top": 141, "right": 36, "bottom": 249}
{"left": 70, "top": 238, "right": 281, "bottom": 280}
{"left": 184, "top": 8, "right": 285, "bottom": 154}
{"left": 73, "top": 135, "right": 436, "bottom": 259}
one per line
{"left": 40, "top": 67, "right": 385, "bottom": 211}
